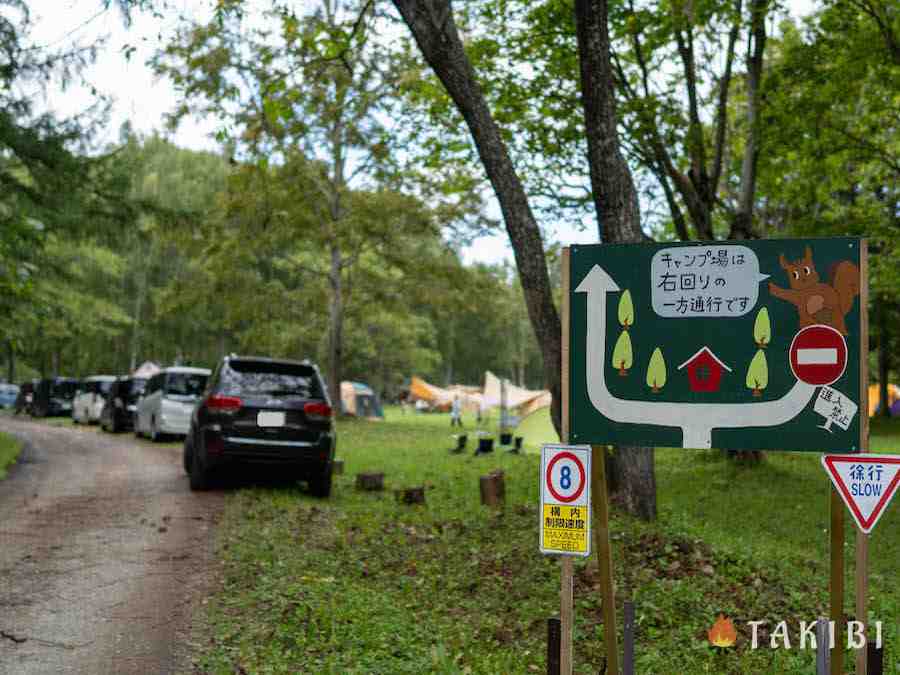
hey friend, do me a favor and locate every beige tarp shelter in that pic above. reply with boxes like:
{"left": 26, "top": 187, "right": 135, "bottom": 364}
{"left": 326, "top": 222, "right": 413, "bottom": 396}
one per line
{"left": 482, "top": 371, "right": 551, "bottom": 420}
{"left": 407, "top": 372, "right": 551, "bottom": 421}
{"left": 408, "top": 377, "right": 484, "bottom": 412}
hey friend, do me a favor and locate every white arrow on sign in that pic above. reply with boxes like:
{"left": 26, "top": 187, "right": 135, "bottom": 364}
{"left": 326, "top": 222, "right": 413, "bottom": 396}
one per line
{"left": 575, "top": 264, "right": 818, "bottom": 448}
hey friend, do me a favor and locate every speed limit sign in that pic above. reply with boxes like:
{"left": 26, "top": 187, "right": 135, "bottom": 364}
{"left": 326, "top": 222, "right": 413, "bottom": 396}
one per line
{"left": 540, "top": 445, "right": 592, "bottom": 556}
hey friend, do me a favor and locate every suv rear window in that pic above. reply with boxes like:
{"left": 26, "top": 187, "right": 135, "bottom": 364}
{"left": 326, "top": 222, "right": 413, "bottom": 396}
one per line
{"left": 164, "top": 373, "right": 208, "bottom": 398}
{"left": 220, "top": 361, "right": 323, "bottom": 398}
{"left": 51, "top": 381, "right": 77, "bottom": 398}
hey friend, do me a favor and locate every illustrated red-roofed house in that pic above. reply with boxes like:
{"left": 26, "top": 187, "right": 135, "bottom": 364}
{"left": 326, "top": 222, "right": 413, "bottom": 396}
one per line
{"left": 677, "top": 347, "right": 733, "bottom": 393}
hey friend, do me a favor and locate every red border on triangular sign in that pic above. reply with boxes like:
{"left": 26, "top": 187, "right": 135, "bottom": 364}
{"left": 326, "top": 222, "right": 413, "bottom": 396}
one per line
{"left": 821, "top": 454, "right": 900, "bottom": 534}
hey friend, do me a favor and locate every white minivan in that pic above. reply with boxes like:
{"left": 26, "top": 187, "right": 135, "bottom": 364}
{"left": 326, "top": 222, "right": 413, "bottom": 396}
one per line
{"left": 135, "top": 367, "right": 211, "bottom": 441}
{"left": 73, "top": 375, "right": 116, "bottom": 424}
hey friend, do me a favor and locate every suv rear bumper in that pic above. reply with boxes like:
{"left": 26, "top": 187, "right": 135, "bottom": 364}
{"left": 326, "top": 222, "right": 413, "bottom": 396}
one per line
{"left": 205, "top": 432, "right": 334, "bottom": 468}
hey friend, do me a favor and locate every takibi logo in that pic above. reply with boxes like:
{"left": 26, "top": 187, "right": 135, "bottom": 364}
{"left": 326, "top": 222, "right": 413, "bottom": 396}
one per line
{"left": 707, "top": 615, "right": 884, "bottom": 650}
{"left": 708, "top": 614, "right": 737, "bottom": 648}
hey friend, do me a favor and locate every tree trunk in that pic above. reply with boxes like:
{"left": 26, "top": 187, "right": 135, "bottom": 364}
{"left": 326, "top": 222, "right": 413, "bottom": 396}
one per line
{"left": 391, "top": 0, "right": 562, "bottom": 436}
{"left": 574, "top": 0, "right": 656, "bottom": 520}
{"left": 731, "top": 0, "right": 767, "bottom": 240}
{"left": 328, "top": 244, "right": 344, "bottom": 409}
{"left": 6, "top": 340, "right": 14, "bottom": 384}
{"left": 130, "top": 265, "right": 146, "bottom": 373}
{"left": 878, "top": 298, "right": 890, "bottom": 417}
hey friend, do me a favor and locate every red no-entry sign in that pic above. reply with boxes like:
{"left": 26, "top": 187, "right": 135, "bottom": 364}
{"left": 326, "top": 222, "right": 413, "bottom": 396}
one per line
{"left": 789, "top": 325, "right": 848, "bottom": 386}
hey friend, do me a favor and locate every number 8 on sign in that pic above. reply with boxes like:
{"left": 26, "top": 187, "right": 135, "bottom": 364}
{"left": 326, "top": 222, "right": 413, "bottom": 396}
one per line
{"left": 547, "top": 451, "right": 586, "bottom": 503}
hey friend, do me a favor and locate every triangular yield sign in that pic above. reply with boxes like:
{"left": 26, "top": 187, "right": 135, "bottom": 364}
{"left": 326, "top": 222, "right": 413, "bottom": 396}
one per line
{"left": 822, "top": 454, "right": 900, "bottom": 534}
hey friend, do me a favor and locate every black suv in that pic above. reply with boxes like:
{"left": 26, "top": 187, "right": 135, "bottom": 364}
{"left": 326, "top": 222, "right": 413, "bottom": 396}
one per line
{"left": 183, "top": 356, "right": 335, "bottom": 495}
{"left": 32, "top": 377, "right": 78, "bottom": 417}
{"left": 100, "top": 377, "right": 147, "bottom": 433}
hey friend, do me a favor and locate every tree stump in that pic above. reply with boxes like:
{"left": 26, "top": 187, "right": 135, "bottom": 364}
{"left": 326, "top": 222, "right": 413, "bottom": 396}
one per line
{"left": 356, "top": 472, "right": 384, "bottom": 491}
{"left": 333, "top": 460, "right": 344, "bottom": 475}
{"left": 480, "top": 470, "right": 505, "bottom": 507}
{"left": 395, "top": 487, "right": 426, "bottom": 505}
{"left": 451, "top": 434, "right": 467, "bottom": 453}
{"left": 476, "top": 437, "right": 494, "bottom": 455}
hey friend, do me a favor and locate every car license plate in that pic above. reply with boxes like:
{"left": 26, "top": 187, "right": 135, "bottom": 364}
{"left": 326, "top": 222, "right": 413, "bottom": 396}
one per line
{"left": 257, "top": 411, "right": 285, "bottom": 428}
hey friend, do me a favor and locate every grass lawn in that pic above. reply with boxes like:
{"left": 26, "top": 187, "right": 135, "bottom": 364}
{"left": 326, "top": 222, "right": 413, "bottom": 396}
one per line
{"left": 189, "top": 408, "right": 900, "bottom": 674}
{"left": 0, "top": 430, "right": 23, "bottom": 480}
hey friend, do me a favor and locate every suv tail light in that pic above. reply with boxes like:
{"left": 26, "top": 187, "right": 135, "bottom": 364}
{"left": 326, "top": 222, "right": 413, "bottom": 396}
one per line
{"left": 304, "top": 402, "right": 332, "bottom": 422}
{"left": 206, "top": 394, "right": 242, "bottom": 413}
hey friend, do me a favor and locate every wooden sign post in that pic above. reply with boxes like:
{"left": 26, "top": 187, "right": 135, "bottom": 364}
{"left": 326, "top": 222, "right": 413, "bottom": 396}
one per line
{"left": 558, "top": 247, "right": 618, "bottom": 674}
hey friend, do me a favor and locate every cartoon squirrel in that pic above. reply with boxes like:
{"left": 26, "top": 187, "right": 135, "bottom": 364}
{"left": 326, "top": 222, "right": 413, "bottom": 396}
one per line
{"left": 768, "top": 246, "right": 859, "bottom": 335}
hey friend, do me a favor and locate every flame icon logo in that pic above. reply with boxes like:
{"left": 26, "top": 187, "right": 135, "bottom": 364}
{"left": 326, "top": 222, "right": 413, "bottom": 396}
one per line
{"left": 708, "top": 614, "right": 737, "bottom": 648}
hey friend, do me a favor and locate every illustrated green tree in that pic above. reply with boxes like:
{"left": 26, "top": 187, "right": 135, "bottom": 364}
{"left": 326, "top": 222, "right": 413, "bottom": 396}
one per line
{"left": 746, "top": 349, "right": 768, "bottom": 397}
{"left": 611, "top": 288, "right": 635, "bottom": 376}
{"left": 612, "top": 331, "right": 633, "bottom": 377}
{"left": 618, "top": 289, "right": 634, "bottom": 329}
{"left": 753, "top": 307, "right": 771, "bottom": 348}
{"left": 645, "top": 347, "right": 666, "bottom": 393}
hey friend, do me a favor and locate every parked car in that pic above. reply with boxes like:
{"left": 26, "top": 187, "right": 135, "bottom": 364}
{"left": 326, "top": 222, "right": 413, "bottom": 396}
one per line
{"left": 0, "top": 383, "right": 19, "bottom": 408}
{"left": 72, "top": 375, "right": 116, "bottom": 424}
{"left": 135, "top": 367, "right": 211, "bottom": 441}
{"left": 183, "top": 355, "right": 335, "bottom": 495}
{"left": 14, "top": 380, "right": 37, "bottom": 415}
{"left": 99, "top": 377, "right": 147, "bottom": 433}
{"left": 32, "top": 377, "right": 79, "bottom": 417}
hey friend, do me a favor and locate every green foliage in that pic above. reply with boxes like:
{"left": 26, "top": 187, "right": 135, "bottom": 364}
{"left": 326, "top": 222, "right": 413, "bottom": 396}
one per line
{"left": 757, "top": 7, "right": 900, "bottom": 294}
{"left": 0, "top": 430, "right": 23, "bottom": 480}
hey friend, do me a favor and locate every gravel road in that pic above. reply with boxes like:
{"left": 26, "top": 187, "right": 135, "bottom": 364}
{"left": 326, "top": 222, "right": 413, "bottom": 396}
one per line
{"left": 0, "top": 416, "right": 223, "bottom": 674}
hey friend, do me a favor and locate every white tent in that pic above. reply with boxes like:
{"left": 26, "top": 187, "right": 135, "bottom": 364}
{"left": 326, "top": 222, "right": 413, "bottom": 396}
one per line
{"left": 132, "top": 361, "right": 162, "bottom": 379}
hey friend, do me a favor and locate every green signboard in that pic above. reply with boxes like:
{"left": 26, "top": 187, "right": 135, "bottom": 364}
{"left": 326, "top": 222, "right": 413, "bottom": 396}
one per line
{"left": 568, "top": 238, "right": 866, "bottom": 452}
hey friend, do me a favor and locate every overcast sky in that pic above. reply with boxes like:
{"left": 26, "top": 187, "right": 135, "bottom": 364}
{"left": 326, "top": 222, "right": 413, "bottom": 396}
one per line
{"left": 27, "top": 0, "right": 816, "bottom": 265}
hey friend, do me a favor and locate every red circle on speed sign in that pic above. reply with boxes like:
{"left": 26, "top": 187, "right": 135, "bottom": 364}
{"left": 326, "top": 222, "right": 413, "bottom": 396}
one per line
{"left": 546, "top": 451, "right": 586, "bottom": 503}
{"left": 789, "top": 324, "right": 848, "bottom": 386}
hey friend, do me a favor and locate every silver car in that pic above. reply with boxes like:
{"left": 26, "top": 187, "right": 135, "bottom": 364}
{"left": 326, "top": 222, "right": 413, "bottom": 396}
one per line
{"left": 135, "top": 367, "right": 211, "bottom": 441}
